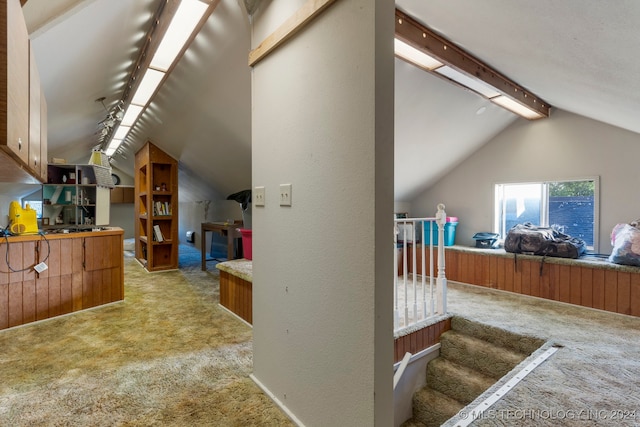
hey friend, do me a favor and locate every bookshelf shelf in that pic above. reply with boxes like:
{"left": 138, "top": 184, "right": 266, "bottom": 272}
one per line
{"left": 134, "top": 141, "right": 178, "bottom": 272}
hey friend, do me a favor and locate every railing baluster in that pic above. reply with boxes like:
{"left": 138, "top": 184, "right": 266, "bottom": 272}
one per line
{"left": 393, "top": 206, "right": 448, "bottom": 332}
{"left": 393, "top": 221, "right": 399, "bottom": 330}
{"left": 429, "top": 220, "right": 434, "bottom": 316}
{"left": 436, "top": 204, "right": 448, "bottom": 314}
{"left": 421, "top": 220, "right": 426, "bottom": 322}
{"left": 412, "top": 220, "right": 417, "bottom": 323}
{"left": 403, "top": 222, "right": 408, "bottom": 326}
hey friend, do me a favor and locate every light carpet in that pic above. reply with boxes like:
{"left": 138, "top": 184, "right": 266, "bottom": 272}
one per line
{"left": 442, "top": 281, "right": 640, "bottom": 427}
{"left": 2, "top": 244, "right": 640, "bottom": 426}
{"left": 0, "top": 247, "right": 293, "bottom": 426}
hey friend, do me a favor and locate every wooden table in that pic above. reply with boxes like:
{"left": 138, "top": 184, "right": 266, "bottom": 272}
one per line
{"left": 201, "top": 221, "right": 243, "bottom": 270}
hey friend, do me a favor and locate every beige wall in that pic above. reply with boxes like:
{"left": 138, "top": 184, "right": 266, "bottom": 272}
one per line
{"left": 411, "top": 109, "right": 640, "bottom": 253}
{"left": 250, "top": 0, "right": 394, "bottom": 425}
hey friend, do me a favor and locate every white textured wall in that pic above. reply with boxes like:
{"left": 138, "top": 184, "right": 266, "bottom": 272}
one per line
{"left": 411, "top": 110, "right": 640, "bottom": 253}
{"left": 251, "top": 0, "right": 394, "bottom": 425}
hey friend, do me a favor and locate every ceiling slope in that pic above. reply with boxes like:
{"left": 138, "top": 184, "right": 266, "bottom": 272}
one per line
{"left": 22, "top": 0, "right": 640, "bottom": 202}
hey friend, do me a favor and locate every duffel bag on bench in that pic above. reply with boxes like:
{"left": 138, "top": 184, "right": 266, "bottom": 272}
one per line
{"left": 504, "top": 223, "right": 586, "bottom": 259}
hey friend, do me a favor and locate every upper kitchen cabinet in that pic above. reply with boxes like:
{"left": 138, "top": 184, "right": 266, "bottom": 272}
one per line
{"left": 39, "top": 85, "right": 47, "bottom": 181}
{"left": 29, "top": 44, "right": 42, "bottom": 177}
{"left": 0, "top": 0, "right": 47, "bottom": 184}
{"left": 2, "top": 0, "right": 29, "bottom": 164}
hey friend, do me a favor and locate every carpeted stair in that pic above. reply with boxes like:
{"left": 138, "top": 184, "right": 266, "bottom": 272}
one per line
{"left": 403, "top": 316, "right": 544, "bottom": 427}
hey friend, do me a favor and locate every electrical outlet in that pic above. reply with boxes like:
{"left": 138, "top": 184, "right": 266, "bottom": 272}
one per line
{"left": 254, "top": 186, "right": 265, "bottom": 207}
{"left": 279, "top": 184, "right": 292, "bottom": 206}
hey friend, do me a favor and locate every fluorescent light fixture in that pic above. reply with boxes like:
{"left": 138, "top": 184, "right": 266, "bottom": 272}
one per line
{"left": 114, "top": 126, "right": 130, "bottom": 140}
{"left": 435, "top": 66, "right": 501, "bottom": 98}
{"left": 491, "top": 95, "right": 545, "bottom": 120}
{"left": 121, "top": 105, "right": 144, "bottom": 127}
{"left": 101, "top": 0, "right": 213, "bottom": 157}
{"left": 394, "top": 38, "right": 443, "bottom": 71}
{"left": 107, "top": 139, "right": 122, "bottom": 151}
{"left": 131, "top": 69, "right": 165, "bottom": 106}
{"left": 105, "top": 144, "right": 119, "bottom": 157}
{"left": 150, "top": 0, "right": 208, "bottom": 71}
{"left": 395, "top": 9, "right": 550, "bottom": 119}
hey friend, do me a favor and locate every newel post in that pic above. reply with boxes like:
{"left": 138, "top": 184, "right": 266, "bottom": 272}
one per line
{"left": 435, "top": 203, "right": 448, "bottom": 314}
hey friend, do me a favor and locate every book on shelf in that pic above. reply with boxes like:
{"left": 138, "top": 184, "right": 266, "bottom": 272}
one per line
{"left": 153, "top": 201, "right": 172, "bottom": 216}
{"left": 153, "top": 224, "right": 164, "bottom": 242}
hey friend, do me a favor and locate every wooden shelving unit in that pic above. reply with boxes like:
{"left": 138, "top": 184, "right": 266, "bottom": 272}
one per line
{"left": 42, "top": 164, "right": 111, "bottom": 228}
{"left": 134, "top": 141, "right": 178, "bottom": 272}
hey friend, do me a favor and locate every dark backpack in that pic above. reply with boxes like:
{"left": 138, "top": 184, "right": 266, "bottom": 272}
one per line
{"left": 504, "top": 223, "right": 586, "bottom": 259}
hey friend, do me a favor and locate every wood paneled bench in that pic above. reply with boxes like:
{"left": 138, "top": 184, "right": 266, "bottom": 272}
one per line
{"left": 216, "top": 259, "right": 252, "bottom": 324}
{"left": 409, "top": 245, "right": 640, "bottom": 318}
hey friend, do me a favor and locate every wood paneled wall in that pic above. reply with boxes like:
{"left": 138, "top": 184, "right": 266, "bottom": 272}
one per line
{"left": 394, "top": 317, "right": 451, "bottom": 363}
{"left": 409, "top": 246, "right": 640, "bottom": 318}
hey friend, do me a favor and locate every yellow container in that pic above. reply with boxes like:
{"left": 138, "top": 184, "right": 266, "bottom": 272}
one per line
{"left": 9, "top": 201, "right": 39, "bottom": 235}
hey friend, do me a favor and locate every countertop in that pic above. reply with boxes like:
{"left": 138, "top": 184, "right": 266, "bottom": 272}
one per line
{"left": 1, "top": 227, "right": 124, "bottom": 243}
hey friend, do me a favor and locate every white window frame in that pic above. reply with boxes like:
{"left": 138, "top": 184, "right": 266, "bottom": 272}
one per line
{"left": 494, "top": 177, "right": 600, "bottom": 252}
{"left": 22, "top": 191, "right": 44, "bottom": 219}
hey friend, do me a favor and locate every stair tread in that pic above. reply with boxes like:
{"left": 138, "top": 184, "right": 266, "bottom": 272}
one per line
{"left": 400, "top": 419, "right": 427, "bottom": 427}
{"left": 440, "top": 330, "right": 527, "bottom": 378}
{"left": 427, "top": 357, "right": 496, "bottom": 404}
{"left": 413, "top": 387, "right": 464, "bottom": 427}
{"left": 451, "top": 316, "right": 544, "bottom": 355}
{"left": 407, "top": 319, "right": 544, "bottom": 427}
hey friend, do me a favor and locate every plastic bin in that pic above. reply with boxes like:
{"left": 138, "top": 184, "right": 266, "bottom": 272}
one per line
{"left": 423, "top": 217, "right": 458, "bottom": 246}
{"left": 239, "top": 229, "right": 252, "bottom": 260}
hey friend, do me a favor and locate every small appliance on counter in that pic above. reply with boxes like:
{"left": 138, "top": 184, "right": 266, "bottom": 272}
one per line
{"left": 8, "top": 201, "right": 39, "bottom": 235}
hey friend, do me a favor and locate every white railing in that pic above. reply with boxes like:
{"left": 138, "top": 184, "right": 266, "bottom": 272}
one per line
{"left": 393, "top": 204, "right": 448, "bottom": 332}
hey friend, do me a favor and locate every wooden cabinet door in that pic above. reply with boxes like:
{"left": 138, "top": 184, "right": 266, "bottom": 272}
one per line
{"left": 29, "top": 45, "right": 41, "bottom": 177}
{"left": 40, "top": 89, "right": 48, "bottom": 181}
{"left": 111, "top": 187, "right": 124, "bottom": 204}
{"left": 83, "top": 235, "right": 122, "bottom": 272}
{"left": 4, "top": 0, "right": 30, "bottom": 164}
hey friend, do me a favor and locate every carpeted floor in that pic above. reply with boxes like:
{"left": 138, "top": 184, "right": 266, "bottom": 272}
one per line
{"left": 0, "top": 244, "right": 293, "bottom": 426}
{"left": 443, "top": 281, "right": 640, "bottom": 427}
{"left": 2, "top": 244, "right": 640, "bottom": 426}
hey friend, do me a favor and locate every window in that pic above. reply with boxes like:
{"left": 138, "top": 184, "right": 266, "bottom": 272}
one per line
{"left": 494, "top": 178, "right": 599, "bottom": 250}
{"left": 22, "top": 191, "right": 43, "bottom": 219}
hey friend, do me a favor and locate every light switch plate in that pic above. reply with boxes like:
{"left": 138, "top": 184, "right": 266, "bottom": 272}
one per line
{"left": 254, "top": 186, "right": 265, "bottom": 207}
{"left": 280, "top": 184, "right": 292, "bottom": 206}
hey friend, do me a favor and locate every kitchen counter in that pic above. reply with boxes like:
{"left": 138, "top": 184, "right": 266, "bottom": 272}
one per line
{"left": 0, "top": 227, "right": 124, "bottom": 331}
{"left": 2, "top": 226, "right": 123, "bottom": 242}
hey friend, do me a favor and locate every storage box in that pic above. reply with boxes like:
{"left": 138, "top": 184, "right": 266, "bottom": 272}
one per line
{"left": 423, "top": 217, "right": 458, "bottom": 246}
{"left": 239, "top": 228, "right": 252, "bottom": 260}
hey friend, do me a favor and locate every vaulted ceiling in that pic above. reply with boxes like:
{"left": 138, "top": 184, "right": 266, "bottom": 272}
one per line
{"left": 21, "top": 0, "right": 640, "bottom": 202}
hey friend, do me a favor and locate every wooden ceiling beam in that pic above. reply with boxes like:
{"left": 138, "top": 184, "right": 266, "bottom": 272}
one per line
{"left": 395, "top": 9, "right": 550, "bottom": 118}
